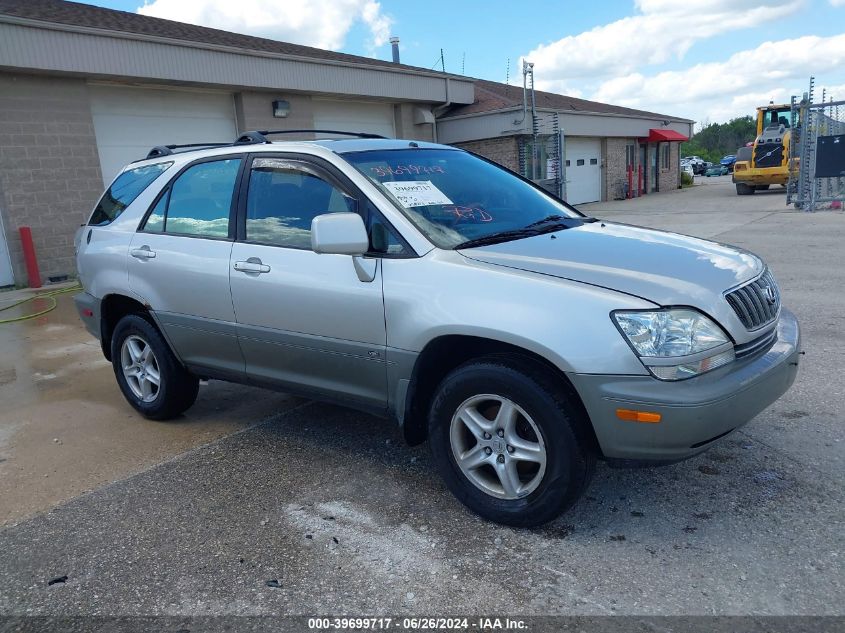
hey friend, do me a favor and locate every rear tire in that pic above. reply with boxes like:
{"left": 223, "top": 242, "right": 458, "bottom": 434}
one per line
{"left": 428, "top": 356, "right": 595, "bottom": 527}
{"left": 736, "top": 182, "right": 755, "bottom": 195}
{"left": 110, "top": 314, "right": 199, "bottom": 420}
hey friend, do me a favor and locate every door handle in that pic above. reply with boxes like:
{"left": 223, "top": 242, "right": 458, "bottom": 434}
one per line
{"left": 130, "top": 246, "right": 156, "bottom": 259}
{"left": 234, "top": 259, "right": 271, "bottom": 274}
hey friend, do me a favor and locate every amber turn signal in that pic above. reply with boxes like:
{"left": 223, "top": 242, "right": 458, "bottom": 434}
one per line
{"left": 616, "top": 408, "right": 662, "bottom": 423}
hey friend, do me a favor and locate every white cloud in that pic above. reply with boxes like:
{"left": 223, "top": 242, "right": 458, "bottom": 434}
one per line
{"left": 588, "top": 34, "right": 845, "bottom": 123}
{"left": 137, "top": 0, "right": 393, "bottom": 53}
{"left": 830, "top": 0, "right": 845, "bottom": 6}
{"left": 524, "top": 0, "right": 802, "bottom": 84}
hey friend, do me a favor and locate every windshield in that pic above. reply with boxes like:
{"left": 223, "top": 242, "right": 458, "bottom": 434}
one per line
{"left": 763, "top": 107, "right": 790, "bottom": 129}
{"left": 343, "top": 148, "right": 582, "bottom": 249}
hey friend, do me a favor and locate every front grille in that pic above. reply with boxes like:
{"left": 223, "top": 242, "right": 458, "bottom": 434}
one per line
{"left": 754, "top": 142, "right": 783, "bottom": 168}
{"left": 734, "top": 328, "right": 777, "bottom": 360}
{"left": 726, "top": 269, "right": 781, "bottom": 330}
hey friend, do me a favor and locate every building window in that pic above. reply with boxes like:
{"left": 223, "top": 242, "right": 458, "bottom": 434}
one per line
{"left": 576, "top": 159, "right": 585, "bottom": 166}
{"left": 661, "top": 143, "right": 670, "bottom": 169}
{"left": 626, "top": 143, "right": 636, "bottom": 167}
{"left": 590, "top": 158, "right": 598, "bottom": 165}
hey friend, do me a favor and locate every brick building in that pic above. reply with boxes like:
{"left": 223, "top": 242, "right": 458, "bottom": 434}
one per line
{"left": 437, "top": 80, "right": 693, "bottom": 205}
{"left": 0, "top": 0, "right": 691, "bottom": 288}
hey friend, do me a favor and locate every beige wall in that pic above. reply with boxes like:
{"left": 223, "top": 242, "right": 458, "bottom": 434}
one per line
{"left": 452, "top": 136, "right": 519, "bottom": 173}
{"left": 604, "top": 137, "right": 637, "bottom": 201}
{"left": 0, "top": 72, "right": 103, "bottom": 285}
{"left": 393, "top": 103, "right": 435, "bottom": 142}
{"left": 234, "top": 91, "right": 316, "bottom": 140}
{"left": 234, "top": 92, "right": 436, "bottom": 142}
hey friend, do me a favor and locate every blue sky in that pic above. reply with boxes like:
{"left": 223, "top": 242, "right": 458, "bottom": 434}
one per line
{"left": 81, "top": 0, "right": 845, "bottom": 126}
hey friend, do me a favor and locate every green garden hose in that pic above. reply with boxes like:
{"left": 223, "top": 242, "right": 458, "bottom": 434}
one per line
{"left": 0, "top": 284, "right": 82, "bottom": 324}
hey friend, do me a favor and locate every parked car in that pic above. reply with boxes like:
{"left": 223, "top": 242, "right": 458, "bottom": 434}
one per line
{"left": 720, "top": 155, "right": 737, "bottom": 172}
{"left": 683, "top": 156, "right": 707, "bottom": 175}
{"left": 682, "top": 163, "right": 695, "bottom": 179}
{"left": 706, "top": 165, "right": 730, "bottom": 176}
{"left": 74, "top": 132, "right": 801, "bottom": 527}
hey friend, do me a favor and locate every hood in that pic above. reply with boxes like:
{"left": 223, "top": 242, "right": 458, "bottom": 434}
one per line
{"left": 460, "top": 221, "right": 763, "bottom": 309}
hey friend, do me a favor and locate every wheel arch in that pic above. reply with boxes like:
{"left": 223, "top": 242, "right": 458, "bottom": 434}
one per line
{"left": 401, "top": 334, "right": 599, "bottom": 454}
{"left": 99, "top": 293, "right": 175, "bottom": 362}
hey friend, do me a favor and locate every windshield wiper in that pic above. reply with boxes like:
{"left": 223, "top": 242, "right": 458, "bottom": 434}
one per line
{"left": 523, "top": 214, "right": 570, "bottom": 229}
{"left": 454, "top": 215, "right": 589, "bottom": 249}
{"left": 525, "top": 215, "right": 597, "bottom": 228}
{"left": 454, "top": 228, "right": 543, "bottom": 249}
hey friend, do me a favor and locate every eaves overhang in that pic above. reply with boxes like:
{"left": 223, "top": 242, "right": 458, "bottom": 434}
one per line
{"left": 0, "top": 14, "right": 476, "bottom": 104}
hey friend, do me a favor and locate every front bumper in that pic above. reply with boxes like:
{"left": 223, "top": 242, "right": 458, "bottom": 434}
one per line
{"left": 732, "top": 166, "right": 790, "bottom": 186}
{"left": 569, "top": 309, "right": 801, "bottom": 462}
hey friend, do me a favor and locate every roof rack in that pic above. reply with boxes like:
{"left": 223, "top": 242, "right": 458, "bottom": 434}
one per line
{"left": 140, "top": 129, "right": 387, "bottom": 162}
{"left": 144, "top": 143, "right": 232, "bottom": 159}
{"left": 234, "top": 129, "right": 387, "bottom": 145}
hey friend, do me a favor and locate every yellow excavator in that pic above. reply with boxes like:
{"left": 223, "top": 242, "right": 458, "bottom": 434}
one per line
{"left": 732, "top": 103, "right": 799, "bottom": 195}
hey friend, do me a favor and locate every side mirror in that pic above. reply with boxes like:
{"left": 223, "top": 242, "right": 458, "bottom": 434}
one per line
{"left": 311, "top": 213, "right": 369, "bottom": 256}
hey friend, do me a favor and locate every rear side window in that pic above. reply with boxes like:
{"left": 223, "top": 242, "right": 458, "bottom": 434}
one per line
{"left": 89, "top": 162, "right": 172, "bottom": 226}
{"left": 142, "top": 158, "right": 241, "bottom": 238}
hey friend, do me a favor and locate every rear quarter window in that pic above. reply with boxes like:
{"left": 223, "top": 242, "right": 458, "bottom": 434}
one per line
{"left": 89, "top": 162, "right": 172, "bottom": 226}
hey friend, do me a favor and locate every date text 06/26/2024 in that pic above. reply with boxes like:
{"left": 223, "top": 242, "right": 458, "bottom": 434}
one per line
{"left": 307, "top": 617, "right": 528, "bottom": 630}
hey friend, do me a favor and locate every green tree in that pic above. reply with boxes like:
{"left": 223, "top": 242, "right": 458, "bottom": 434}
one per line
{"left": 681, "top": 116, "right": 756, "bottom": 163}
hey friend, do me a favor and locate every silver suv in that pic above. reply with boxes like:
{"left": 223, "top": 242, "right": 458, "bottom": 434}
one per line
{"left": 74, "top": 131, "right": 801, "bottom": 526}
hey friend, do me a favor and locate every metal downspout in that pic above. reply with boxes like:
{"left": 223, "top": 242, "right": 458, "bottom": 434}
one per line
{"left": 432, "top": 77, "right": 452, "bottom": 143}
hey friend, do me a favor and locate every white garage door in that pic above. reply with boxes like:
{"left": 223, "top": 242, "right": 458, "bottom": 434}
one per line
{"left": 564, "top": 137, "right": 602, "bottom": 205}
{"left": 89, "top": 85, "right": 237, "bottom": 186}
{"left": 313, "top": 99, "right": 395, "bottom": 139}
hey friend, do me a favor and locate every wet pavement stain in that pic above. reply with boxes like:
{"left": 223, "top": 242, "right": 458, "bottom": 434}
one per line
{"left": 0, "top": 291, "right": 304, "bottom": 526}
{"left": 698, "top": 464, "right": 721, "bottom": 475}
{"left": 782, "top": 410, "right": 810, "bottom": 419}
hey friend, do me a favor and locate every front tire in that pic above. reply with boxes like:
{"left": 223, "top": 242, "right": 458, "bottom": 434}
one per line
{"left": 736, "top": 182, "right": 755, "bottom": 195}
{"left": 111, "top": 314, "right": 199, "bottom": 420}
{"left": 428, "top": 356, "right": 595, "bottom": 527}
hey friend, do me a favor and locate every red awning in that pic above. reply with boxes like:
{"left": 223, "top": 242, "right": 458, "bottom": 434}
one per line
{"left": 641, "top": 128, "right": 689, "bottom": 143}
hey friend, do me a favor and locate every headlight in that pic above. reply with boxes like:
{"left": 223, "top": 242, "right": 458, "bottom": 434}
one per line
{"left": 612, "top": 308, "right": 734, "bottom": 380}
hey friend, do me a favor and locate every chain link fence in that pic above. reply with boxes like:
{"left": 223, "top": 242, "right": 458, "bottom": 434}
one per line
{"left": 788, "top": 79, "right": 845, "bottom": 211}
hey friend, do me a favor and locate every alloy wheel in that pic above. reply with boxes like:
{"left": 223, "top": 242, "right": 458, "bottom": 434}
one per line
{"left": 120, "top": 334, "right": 161, "bottom": 403}
{"left": 449, "top": 394, "right": 547, "bottom": 500}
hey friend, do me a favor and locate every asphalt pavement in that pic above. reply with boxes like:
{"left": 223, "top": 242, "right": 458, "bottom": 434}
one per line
{"left": 0, "top": 176, "right": 842, "bottom": 616}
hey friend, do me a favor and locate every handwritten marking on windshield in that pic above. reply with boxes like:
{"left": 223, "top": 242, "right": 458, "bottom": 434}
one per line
{"left": 444, "top": 206, "right": 493, "bottom": 222}
{"left": 371, "top": 165, "right": 445, "bottom": 177}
